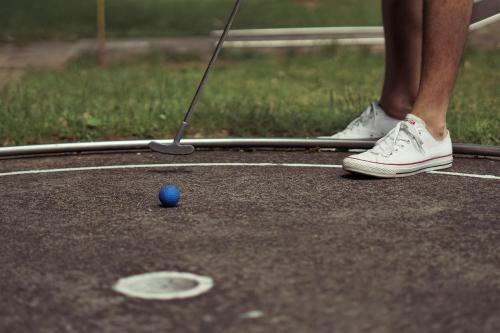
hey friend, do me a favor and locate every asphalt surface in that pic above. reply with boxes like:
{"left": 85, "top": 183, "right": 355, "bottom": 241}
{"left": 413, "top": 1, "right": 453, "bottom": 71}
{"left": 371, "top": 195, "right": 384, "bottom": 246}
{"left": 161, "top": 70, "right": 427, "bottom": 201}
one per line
{"left": 0, "top": 150, "right": 499, "bottom": 333}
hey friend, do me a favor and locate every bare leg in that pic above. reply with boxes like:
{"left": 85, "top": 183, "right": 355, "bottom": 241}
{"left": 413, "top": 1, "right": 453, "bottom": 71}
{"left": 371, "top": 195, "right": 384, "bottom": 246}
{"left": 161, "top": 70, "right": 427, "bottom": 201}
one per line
{"left": 379, "top": 0, "right": 423, "bottom": 120}
{"left": 412, "top": 0, "right": 473, "bottom": 139}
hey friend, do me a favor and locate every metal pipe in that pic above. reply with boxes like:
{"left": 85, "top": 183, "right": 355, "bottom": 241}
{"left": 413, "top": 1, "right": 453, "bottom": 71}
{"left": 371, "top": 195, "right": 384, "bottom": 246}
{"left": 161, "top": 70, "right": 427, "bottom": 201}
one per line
{"left": 222, "top": 38, "right": 385, "bottom": 49}
{"left": 0, "top": 139, "right": 498, "bottom": 157}
{"left": 212, "top": 26, "right": 384, "bottom": 37}
{"left": 211, "top": 5, "right": 500, "bottom": 46}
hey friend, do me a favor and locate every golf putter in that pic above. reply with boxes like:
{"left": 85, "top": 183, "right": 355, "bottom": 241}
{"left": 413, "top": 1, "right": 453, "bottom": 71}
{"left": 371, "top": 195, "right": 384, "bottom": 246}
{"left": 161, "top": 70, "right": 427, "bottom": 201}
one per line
{"left": 150, "top": 0, "right": 242, "bottom": 155}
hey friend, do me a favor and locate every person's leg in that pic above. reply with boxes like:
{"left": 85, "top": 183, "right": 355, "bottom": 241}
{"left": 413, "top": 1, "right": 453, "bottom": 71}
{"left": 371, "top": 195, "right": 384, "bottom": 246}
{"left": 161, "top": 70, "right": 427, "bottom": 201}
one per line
{"left": 379, "top": 0, "right": 423, "bottom": 120}
{"left": 412, "top": 0, "right": 473, "bottom": 139}
{"left": 321, "top": 0, "right": 423, "bottom": 139}
{"left": 342, "top": 0, "right": 472, "bottom": 178}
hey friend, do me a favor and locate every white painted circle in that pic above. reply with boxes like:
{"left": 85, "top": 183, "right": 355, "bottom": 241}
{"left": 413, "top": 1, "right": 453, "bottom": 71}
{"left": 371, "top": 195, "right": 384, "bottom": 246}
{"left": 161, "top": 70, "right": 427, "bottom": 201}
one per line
{"left": 113, "top": 271, "right": 214, "bottom": 300}
{"left": 0, "top": 163, "right": 498, "bottom": 180}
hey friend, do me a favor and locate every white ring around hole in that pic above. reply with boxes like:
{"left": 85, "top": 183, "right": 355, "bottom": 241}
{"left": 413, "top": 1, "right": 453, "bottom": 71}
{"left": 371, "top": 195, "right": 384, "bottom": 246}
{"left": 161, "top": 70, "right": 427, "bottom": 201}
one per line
{"left": 113, "top": 271, "right": 214, "bottom": 300}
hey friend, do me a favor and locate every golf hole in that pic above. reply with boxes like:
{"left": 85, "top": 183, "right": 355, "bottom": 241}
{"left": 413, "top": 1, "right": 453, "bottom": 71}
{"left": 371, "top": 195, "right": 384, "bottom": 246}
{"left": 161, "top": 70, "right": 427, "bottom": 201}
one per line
{"left": 113, "top": 271, "right": 214, "bottom": 300}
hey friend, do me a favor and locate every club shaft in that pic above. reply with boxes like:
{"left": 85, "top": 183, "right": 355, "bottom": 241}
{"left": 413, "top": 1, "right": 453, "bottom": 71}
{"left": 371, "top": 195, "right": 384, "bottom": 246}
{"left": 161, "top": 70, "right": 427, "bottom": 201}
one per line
{"left": 182, "top": 0, "right": 242, "bottom": 123}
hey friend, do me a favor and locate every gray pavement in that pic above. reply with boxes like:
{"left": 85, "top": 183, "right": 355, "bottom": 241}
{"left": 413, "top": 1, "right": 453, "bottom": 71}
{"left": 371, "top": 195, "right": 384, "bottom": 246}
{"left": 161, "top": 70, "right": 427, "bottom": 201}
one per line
{"left": 0, "top": 150, "right": 499, "bottom": 333}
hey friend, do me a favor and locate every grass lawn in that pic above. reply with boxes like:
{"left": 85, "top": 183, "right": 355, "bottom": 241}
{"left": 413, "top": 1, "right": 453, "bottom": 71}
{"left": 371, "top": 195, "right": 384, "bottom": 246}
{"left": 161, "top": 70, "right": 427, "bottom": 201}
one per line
{"left": 1, "top": 48, "right": 499, "bottom": 146}
{"left": 1, "top": 0, "right": 380, "bottom": 41}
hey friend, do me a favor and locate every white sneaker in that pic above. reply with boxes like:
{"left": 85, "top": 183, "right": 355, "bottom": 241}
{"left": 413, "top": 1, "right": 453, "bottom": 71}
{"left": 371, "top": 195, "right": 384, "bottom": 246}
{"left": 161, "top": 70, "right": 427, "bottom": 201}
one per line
{"left": 343, "top": 114, "right": 453, "bottom": 178}
{"left": 319, "top": 102, "right": 400, "bottom": 140}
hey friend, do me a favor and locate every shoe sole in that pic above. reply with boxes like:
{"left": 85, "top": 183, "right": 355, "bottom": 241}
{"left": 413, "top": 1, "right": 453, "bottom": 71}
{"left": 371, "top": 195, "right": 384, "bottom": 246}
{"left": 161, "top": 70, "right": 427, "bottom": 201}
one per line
{"left": 343, "top": 156, "right": 453, "bottom": 178}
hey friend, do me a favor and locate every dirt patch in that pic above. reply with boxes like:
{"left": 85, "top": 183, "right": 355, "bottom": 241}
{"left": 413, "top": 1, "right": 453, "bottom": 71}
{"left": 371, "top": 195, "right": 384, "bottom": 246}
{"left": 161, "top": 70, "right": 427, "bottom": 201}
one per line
{"left": 0, "top": 41, "right": 81, "bottom": 89}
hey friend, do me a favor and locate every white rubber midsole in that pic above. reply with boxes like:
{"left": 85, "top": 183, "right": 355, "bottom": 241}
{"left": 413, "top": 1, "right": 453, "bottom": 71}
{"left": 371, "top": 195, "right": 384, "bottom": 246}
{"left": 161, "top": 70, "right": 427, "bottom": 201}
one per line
{"left": 343, "top": 155, "right": 453, "bottom": 178}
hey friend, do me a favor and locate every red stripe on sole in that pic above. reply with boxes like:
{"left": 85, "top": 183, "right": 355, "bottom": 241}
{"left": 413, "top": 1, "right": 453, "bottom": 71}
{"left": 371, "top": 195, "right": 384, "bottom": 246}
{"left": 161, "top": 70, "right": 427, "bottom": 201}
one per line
{"left": 346, "top": 153, "right": 453, "bottom": 166}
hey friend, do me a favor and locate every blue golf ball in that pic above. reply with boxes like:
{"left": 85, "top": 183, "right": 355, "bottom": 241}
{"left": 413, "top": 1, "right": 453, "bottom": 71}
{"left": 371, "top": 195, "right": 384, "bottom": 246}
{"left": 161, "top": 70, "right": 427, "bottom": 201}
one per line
{"left": 159, "top": 185, "right": 181, "bottom": 207}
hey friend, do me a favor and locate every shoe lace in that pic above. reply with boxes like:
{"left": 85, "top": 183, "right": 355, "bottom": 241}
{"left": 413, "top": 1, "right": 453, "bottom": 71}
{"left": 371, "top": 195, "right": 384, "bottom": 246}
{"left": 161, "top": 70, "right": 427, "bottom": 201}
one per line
{"left": 372, "top": 120, "right": 424, "bottom": 157}
{"left": 344, "top": 102, "right": 378, "bottom": 132}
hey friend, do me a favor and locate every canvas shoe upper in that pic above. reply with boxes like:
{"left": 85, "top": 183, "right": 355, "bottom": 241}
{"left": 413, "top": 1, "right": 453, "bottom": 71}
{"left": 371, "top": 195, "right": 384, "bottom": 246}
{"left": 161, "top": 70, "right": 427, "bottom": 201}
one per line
{"left": 319, "top": 102, "right": 401, "bottom": 140}
{"left": 342, "top": 114, "right": 453, "bottom": 178}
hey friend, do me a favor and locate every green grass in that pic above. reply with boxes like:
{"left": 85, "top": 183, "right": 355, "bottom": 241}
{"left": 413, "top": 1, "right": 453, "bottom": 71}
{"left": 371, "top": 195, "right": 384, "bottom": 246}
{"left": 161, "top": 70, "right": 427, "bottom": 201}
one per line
{"left": 1, "top": 48, "right": 499, "bottom": 146}
{"left": 1, "top": 0, "right": 381, "bottom": 41}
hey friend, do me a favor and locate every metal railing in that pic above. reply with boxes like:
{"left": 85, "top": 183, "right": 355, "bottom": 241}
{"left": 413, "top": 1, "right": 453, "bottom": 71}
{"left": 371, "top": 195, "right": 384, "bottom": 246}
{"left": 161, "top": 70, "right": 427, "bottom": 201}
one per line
{"left": 1, "top": 139, "right": 498, "bottom": 157}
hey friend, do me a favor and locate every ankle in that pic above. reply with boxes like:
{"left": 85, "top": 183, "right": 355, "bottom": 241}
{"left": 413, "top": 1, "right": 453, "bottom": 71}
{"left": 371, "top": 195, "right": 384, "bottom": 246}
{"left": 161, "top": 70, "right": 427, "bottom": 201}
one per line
{"left": 411, "top": 112, "right": 448, "bottom": 140}
{"left": 427, "top": 124, "right": 448, "bottom": 140}
{"left": 379, "top": 100, "right": 413, "bottom": 120}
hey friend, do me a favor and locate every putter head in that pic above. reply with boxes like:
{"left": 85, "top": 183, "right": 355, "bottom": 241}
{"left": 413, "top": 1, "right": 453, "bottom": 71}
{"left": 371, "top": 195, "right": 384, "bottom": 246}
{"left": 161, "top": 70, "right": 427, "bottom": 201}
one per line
{"left": 149, "top": 141, "right": 195, "bottom": 155}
